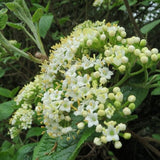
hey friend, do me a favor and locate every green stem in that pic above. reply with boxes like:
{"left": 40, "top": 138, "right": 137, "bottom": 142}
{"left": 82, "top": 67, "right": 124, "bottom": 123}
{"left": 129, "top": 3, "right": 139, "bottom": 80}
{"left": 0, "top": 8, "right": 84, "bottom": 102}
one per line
{"left": 144, "top": 67, "right": 148, "bottom": 82}
{"left": 0, "top": 32, "right": 42, "bottom": 64}
{"left": 129, "top": 68, "right": 144, "bottom": 77}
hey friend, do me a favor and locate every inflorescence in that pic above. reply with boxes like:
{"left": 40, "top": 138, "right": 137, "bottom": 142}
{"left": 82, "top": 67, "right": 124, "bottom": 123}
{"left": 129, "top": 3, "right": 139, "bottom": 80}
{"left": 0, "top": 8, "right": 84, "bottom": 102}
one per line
{"left": 9, "top": 20, "right": 160, "bottom": 149}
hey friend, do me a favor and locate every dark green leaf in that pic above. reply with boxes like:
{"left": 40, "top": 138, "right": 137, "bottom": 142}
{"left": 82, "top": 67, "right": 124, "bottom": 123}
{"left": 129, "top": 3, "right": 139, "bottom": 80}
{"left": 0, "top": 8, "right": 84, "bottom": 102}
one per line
{"left": 16, "top": 143, "right": 37, "bottom": 160}
{"left": 39, "top": 14, "right": 54, "bottom": 38}
{"left": 7, "top": 22, "right": 24, "bottom": 30}
{"left": 0, "top": 100, "right": 16, "bottom": 121}
{"left": 32, "top": 8, "right": 43, "bottom": 23}
{"left": 10, "top": 86, "right": 20, "bottom": 97}
{"left": 0, "top": 8, "right": 8, "bottom": 15}
{"left": 151, "top": 87, "right": 160, "bottom": 95}
{"left": 44, "top": 0, "right": 51, "bottom": 13}
{"left": 58, "top": 16, "right": 70, "bottom": 26}
{"left": 5, "top": 2, "right": 16, "bottom": 11}
{"left": 26, "top": 127, "right": 45, "bottom": 139}
{"left": 33, "top": 133, "right": 79, "bottom": 160}
{"left": 68, "top": 127, "right": 95, "bottom": 160}
{"left": 0, "top": 14, "right": 8, "bottom": 30}
{"left": 0, "top": 67, "right": 5, "bottom": 78}
{"left": 140, "top": 19, "right": 160, "bottom": 34}
{"left": 119, "top": 0, "right": 137, "bottom": 11}
{"left": 0, "top": 87, "right": 12, "bottom": 98}
{"left": 152, "top": 134, "right": 160, "bottom": 141}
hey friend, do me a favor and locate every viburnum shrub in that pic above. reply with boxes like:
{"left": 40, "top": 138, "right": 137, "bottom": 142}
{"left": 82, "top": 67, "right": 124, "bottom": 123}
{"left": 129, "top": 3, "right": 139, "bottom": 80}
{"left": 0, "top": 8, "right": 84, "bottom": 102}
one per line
{"left": 9, "top": 20, "right": 160, "bottom": 150}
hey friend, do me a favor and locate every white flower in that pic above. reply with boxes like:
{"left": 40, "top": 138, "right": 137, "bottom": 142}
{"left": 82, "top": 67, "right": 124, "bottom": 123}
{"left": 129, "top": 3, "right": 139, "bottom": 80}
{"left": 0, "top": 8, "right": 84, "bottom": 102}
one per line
{"left": 98, "top": 67, "right": 113, "bottom": 79}
{"left": 94, "top": 137, "right": 102, "bottom": 145}
{"left": 59, "top": 98, "right": 72, "bottom": 112}
{"left": 102, "top": 125, "right": 119, "bottom": 142}
{"left": 86, "top": 99, "right": 99, "bottom": 112}
{"left": 85, "top": 112, "right": 99, "bottom": 127}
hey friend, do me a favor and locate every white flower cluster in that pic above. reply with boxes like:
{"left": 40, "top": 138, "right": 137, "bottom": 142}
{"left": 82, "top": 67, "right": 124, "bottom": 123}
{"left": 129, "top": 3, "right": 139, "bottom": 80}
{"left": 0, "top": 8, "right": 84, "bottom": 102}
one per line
{"left": 38, "top": 20, "right": 160, "bottom": 148}
{"left": 9, "top": 75, "right": 43, "bottom": 138}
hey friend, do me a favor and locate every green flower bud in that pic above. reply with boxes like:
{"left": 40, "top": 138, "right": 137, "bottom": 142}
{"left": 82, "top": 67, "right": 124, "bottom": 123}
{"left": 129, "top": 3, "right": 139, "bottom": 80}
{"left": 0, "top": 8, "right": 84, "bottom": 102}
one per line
{"left": 140, "top": 39, "right": 147, "bottom": 46}
{"left": 128, "top": 103, "right": 135, "bottom": 110}
{"left": 114, "top": 100, "right": 121, "bottom": 108}
{"left": 151, "top": 54, "right": 158, "bottom": 61}
{"left": 123, "top": 132, "right": 131, "bottom": 140}
{"left": 114, "top": 141, "right": 122, "bottom": 149}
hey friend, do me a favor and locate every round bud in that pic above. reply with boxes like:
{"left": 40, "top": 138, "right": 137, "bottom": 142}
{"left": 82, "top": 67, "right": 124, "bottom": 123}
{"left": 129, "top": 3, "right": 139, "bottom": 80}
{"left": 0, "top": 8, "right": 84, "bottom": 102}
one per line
{"left": 77, "top": 122, "right": 85, "bottom": 130}
{"left": 98, "top": 104, "right": 104, "bottom": 110}
{"left": 121, "top": 39, "right": 126, "bottom": 44}
{"left": 121, "top": 56, "right": 128, "bottom": 63}
{"left": 151, "top": 54, "right": 158, "bottom": 61}
{"left": 115, "top": 92, "right": 123, "bottom": 102}
{"left": 100, "top": 136, "right": 107, "bottom": 143}
{"left": 86, "top": 39, "right": 92, "bottom": 46}
{"left": 123, "top": 107, "right": 131, "bottom": 115}
{"left": 120, "top": 31, "right": 126, "bottom": 37}
{"left": 118, "top": 65, "right": 126, "bottom": 73}
{"left": 117, "top": 36, "right": 122, "bottom": 41}
{"left": 128, "top": 103, "right": 135, "bottom": 110}
{"left": 94, "top": 71, "right": 100, "bottom": 78}
{"left": 109, "top": 30, "right": 116, "bottom": 37}
{"left": 71, "top": 46, "right": 77, "bottom": 54}
{"left": 100, "top": 34, "right": 106, "bottom": 40}
{"left": 114, "top": 100, "right": 121, "bottom": 108}
{"left": 114, "top": 141, "right": 122, "bottom": 149}
{"left": 98, "top": 109, "right": 106, "bottom": 116}
{"left": 128, "top": 95, "right": 136, "bottom": 102}
{"left": 113, "top": 87, "right": 120, "bottom": 93}
{"left": 128, "top": 45, "right": 135, "bottom": 52}
{"left": 134, "top": 37, "right": 140, "bottom": 43}
{"left": 134, "top": 49, "right": 141, "bottom": 56}
{"left": 82, "top": 110, "right": 88, "bottom": 117}
{"left": 144, "top": 50, "right": 151, "bottom": 56}
{"left": 123, "top": 132, "right": 131, "bottom": 140}
{"left": 140, "top": 56, "right": 148, "bottom": 64}
{"left": 104, "top": 50, "right": 111, "bottom": 56}
{"left": 94, "top": 137, "right": 102, "bottom": 145}
{"left": 100, "top": 77, "right": 107, "bottom": 84}
{"left": 151, "top": 48, "right": 158, "bottom": 54}
{"left": 118, "top": 123, "right": 126, "bottom": 131}
{"left": 140, "top": 39, "right": 147, "bottom": 46}
{"left": 127, "top": 38, "right": 134, "bottom": 45}
{"left": 96, "top": 124, "right": 103, "bottom": 133}
{"left": 65, "top": 116, "right": 71, "bottom": 121}
{"left": 108, "top": 93, "right": 115, "bottom": 100}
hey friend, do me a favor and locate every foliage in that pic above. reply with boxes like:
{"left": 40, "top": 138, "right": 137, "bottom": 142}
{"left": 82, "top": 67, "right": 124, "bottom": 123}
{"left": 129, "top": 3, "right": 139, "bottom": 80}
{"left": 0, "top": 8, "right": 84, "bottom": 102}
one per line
{"left": 0, "top": 0, "right": 160, "bottom": 160}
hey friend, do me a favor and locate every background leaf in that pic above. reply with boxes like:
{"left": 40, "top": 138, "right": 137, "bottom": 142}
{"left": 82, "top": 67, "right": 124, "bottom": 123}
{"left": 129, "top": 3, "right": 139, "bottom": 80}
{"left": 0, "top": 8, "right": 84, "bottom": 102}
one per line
{"left": 26, "top": 127, "right": 45, "bottom": 139}
{"left": 151, "top": 87, "right": 160, "bottom": 95}
{"left": 0, "top": 100, "right": 16, "bottom": 121}
{"left": 140, "top": 19, "right": 160, "bottom": 34}
{"left": 32, "top": 8, "right": 43, "bottom": 23}
{"left": 39, "top": 14, "right": 54, "bottom": 38}
{"left": 0, "top": 87, "right": 12, "bottom": 98}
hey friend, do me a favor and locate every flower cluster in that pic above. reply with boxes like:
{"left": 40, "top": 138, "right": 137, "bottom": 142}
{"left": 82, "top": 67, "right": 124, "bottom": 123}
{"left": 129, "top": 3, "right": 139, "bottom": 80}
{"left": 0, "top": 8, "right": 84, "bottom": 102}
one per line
{"left": 9, "top": 20, "right": 160, "bottom": 149}
{"left": 9, "top": 75, "right": 43, "bottom": 138}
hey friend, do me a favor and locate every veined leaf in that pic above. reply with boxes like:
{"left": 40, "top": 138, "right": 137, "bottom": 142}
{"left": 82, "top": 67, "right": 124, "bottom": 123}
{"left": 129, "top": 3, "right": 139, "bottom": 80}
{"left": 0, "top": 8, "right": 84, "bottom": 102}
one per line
{"left": 140, "top": 19, "right": 160, "bottom": 34}
{"left": 32, "top": 8, "right": 43, "bottom": 23}
{"left": 0, "top": 100, "right": 16, "bottom": 121}
{"left": 39, "top": 14, "right": 54, "bottom": 38}
{"left": 7, "top": 22, "right": 24, "bottom": 30}
{"left": 26, "top": 127, "right": 45, "bottom": 139}
{"left": 0, "top": 87, "right": 12, "bottom": 98}
{"left": 151, "top": 87, "right": 160, "bottom": 95}
{"left": 0, "top": 13, "right": 8, "bottom": 30}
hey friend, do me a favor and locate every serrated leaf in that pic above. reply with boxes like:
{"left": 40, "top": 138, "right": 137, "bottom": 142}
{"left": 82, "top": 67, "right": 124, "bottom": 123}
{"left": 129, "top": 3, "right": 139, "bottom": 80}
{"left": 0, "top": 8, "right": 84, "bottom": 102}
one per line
{"left": 68, "top": 127, "right": 95, "bottom": 160}
{"left": 151, "top": 87, "right": 160, "bottom": 95}
{"left": 32, "top": 8, "right": 43, "bottom": 23}
{"left": 7, "top": 22, "right": 24, "bottom": 30}
{"left": 33, "top": 133, "right": 80, "bottom": 160}
{"left": 0, "top": 13, "right": 8, "bottom": 30}
{"left": 16, "top": 143, "right": 37, "bottom": 160}
{"left": 39, "top": 14, "right": 53, "bottom": 38}
{"left": 26, "top": 127, "right": 45, "bottom": 139}
{"left": 0, "top": 87, "right": 12, "bottom": 98}
{"left": 140, "top": 19, "right": 160, "bottom": 34}
{"left": 0, "top": 100, "right": 16, "bottom": 121}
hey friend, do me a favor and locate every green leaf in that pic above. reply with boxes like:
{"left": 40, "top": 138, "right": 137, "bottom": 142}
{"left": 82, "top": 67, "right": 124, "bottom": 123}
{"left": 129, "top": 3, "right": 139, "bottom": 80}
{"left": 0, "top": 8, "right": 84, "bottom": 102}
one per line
{"left": 33, "top": 133, "right": 79, "bottom": 160}
{"left": 39, "top": 14, "right": 53, "bottom": 38}
{"left": 68, "top": 127, "right": 95, "bottom": 160}
{"left": 5, "top": 2, "right": 17, "bottom": 11}
{"left": 32, "top": 8, "right": 44, "bottom": 23}
{"left": 151, "top": 87, "right": 160, "bottom": 95}
{"left": 0, "top": 13, "right": 8, "bottom": 30}
{"left": 152, "top": 134, "right": 160, "bottom": 141}
{"left": 0, "top": 87, "right": 12, "bottom": 98}
{"left": 0, "top": 8, "right": 8, "bottom": 15}
{"left": 0, "top": 100, "right": 16, "bottom": 121}
{"left": 58, "top": 16, "right": 70, "bottom": 26}
{"left": 0, "top": 67, "right": 5, "bottom": 78}
{"left": 26, "top": 127, "right": 45, "bottom": 139}
{"left": 7, "top": 22, "right": 24, "bottom": 30}
{"left": 16, "top": 143, "right": 37, "bottom": 160}
{"left": 10, "top": 86, "right": 20, "bottom": 97}
{"left": 140, "top": 19, "right": 160, "bottom": 34}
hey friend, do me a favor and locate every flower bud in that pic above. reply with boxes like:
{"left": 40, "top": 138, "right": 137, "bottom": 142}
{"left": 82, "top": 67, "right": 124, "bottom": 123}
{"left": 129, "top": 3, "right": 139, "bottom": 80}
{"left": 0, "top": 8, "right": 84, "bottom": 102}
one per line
{"left": 117, "top": 36, "right": 122, "bottom": 41}
{"left": 140, "top": 56, "right": 148, "bottom": 64}
{"left": 114, "top": 141, "right": 122, "bottom": 149}
{"left": 120, "top": 31, "right": 126, "bottom": 37}
{"left": 128, "top": 95, "right": 136, "bottom": 102}
{"left": 134, "top": 49, "right": 141, "bottom": 56}
{"left": 123, "top": 132, "right": 131, "bottom": 140}
{"left": 121, "top": 56, "right": 128, "bottom": 63}
{"left": 114, "top": 100, "right": 121, "bottom": 108}
{"left": 128, "top": 45, "right": 135, "bottom": 52}
{"left": 96, "top": 124, "right": 103, "bottom": 132}
{"left": 104, "top": 50, "right": 111, "bottom": 56}
{"left": 118, "top": 65, "right": 126, "bottom": 73}
{"left": 151, "top": 48, "right": 158, "bottom": 54}
{"left": 98, "top": 109, "right": 105, "bottom": 116}
{"left": 123, "top": 107, "right": 131, "bottom": 115}
{"left": 113, "top": 87, "right": 120, "bottom": 93}
{"left": 77, "top": 122, "right": 85, "bottom": 130}
{"left": 101, "top": 136, "right": 107, "bottom": 143}
{"left": 98, "top": 104, "right": 104, "bottom": 110}
{"left": 100, "top": 77, "right": 107, "bottom": 84}
{"left": 86, "top": 39, "right": 92, "bottom": 46}
{"left": 93, "top": 71, "right": 100, "bottom": 78}
{"left": 128, "top": 103, "right": 135, "bottom": 110}
{"left": 140, "top": 39, "right": 147, "bottom": 46}
{"left": 100, "top": 34, "right": 106, "bottom": 40}
{"left": 108, "top": 93, "right": 115, "bottom": 100}
{"left": 109, "top": 30, "right": 116, "bottom": 37}
{"left": 134, "top": 37, "right": 140, "bottom": 43}
{"left": 151, "top": 54, "right": 158, "bottom": 61}
{"left": 82, "top": 110, "right": 88, "bottom": 117}
{"left": 118, "top": 123, "right": 126, "bottom": 131}
{"left": 94, "top": 137, "right": 102, "bottom": 145}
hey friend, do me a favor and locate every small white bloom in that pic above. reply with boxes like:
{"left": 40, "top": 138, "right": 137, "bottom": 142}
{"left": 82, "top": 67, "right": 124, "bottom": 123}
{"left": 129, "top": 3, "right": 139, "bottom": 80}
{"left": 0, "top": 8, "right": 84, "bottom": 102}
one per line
{"left": 94, "top": 137, "right": 102, "bottom": 145}
{"left": 85, "top": 112, "right": 99, "bottom": 127}
{"left": 123, "top": 107, "right": 131, "bottom": 115}
{"left": 114, "top": 141, "right": 122, "bottom": 149}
